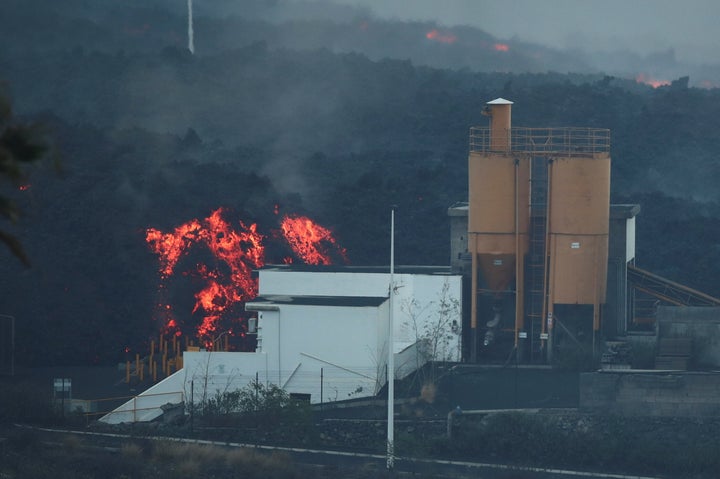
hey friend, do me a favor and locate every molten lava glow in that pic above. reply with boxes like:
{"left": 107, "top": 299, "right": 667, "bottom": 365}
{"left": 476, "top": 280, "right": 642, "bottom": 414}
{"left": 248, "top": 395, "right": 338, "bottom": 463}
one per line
{"left": 493, "top": 43, "right": 510, "bottom": 52}
{"left": 18, "top": 184, "right": 30, "bottom": 191}
{"left": 146, "top": 208, "right": 265, "bottom": 345}
{"left": 146, "top": 208, "right": 347, "bottom": 346}
{"left": 635, "top": 73, "right": 670, "bottom": 88}
{"left": 146, "top": 219, "right": 204, "bottom": 278}
{"left": 280, "top": 214, "right": 348, "bottom": 266}
{"left": 426, "top": 29, "right": 457, "bottom": 44}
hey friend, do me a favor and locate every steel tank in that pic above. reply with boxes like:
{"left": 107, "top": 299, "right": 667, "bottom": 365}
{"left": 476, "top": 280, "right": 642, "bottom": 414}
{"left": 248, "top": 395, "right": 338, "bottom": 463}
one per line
{"left": 468, "top": 152, "right": 530, "bottom": 291}
{"left": 468, "top": 99, "right": 530, "bottom": 361}
{"left": 547, "top": 153, "right": 610, "bottom": 321}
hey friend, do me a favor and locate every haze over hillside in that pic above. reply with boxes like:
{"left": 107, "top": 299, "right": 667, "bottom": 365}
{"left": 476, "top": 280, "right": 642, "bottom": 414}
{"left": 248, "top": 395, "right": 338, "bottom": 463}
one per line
{"left": 332, "top": 0, "right": 720, "bottom": 85}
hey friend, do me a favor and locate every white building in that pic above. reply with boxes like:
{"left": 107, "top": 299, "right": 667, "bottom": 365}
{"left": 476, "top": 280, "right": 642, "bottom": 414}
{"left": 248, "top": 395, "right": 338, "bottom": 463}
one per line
{"left": 100, "top": 266, "right": 462, "bottom": 424}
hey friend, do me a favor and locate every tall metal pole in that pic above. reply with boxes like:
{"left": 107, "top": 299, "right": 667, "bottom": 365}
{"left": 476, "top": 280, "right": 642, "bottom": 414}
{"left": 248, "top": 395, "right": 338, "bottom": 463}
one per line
{"left": 10, "top": 315, "right": 14, "bottom": 376}
{"left": 187, "top": 0, "right": 195, "bottom": 54}
{"left": 387, "top": 207, "right": 395, "bottom": 470}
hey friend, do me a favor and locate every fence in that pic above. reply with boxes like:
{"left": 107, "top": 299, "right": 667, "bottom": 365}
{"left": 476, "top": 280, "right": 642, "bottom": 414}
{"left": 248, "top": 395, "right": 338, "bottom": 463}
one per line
{"left": 469, "top": 127, "right": 610, "bottom": 156}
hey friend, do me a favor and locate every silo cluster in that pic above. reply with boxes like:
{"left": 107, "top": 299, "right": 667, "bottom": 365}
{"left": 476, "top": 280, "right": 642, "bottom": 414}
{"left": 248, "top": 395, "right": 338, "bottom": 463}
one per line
{"left": 467, "top": 98, "right": 611, "bottom": 362}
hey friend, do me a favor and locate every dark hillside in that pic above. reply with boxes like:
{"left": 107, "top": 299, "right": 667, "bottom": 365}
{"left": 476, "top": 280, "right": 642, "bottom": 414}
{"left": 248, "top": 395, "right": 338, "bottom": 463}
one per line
{"left": 1, "top": 1, "right": 720, "bottom": 366}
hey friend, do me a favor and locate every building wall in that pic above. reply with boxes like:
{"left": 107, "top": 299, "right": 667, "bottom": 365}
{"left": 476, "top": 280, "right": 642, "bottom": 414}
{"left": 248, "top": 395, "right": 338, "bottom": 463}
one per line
{"left": 103, "top": 270, "right": 463, "bottom": 421}
{"left": 605, "top": 205, "right": 640, "bottom": 338}
{"left": 580, "top": 371, "right": 720, "bottom": 417}
{"left": 257, "top": 270, "right": 462, "bottom": 358}
{"left": 448, "top": 204, "right": 470, "bottom": 275}
{"left": 257, "top": 302, "right": 387, "bottom": 401}
{"left": 182, "top": 351, "right": 268, "bottom": 402}
{"left": 657, "top": 306, "right": 720, "bottom": 368}
{"left": 259, "top": 270, "right": 386, "bottom": 297}
{"left": 251, "top": 270, "right": 461, "bottom": 402}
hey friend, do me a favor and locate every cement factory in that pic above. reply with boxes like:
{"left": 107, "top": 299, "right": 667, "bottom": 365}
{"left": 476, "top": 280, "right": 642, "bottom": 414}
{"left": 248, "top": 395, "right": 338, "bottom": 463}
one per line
{"left": 100, "top": 98, "right": 720, "bottom": 423}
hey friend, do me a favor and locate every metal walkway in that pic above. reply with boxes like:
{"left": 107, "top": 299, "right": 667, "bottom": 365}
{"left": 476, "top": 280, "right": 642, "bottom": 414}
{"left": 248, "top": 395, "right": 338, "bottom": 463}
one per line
{"left": 628, "top": 264, "right": 720, "bottom": 307}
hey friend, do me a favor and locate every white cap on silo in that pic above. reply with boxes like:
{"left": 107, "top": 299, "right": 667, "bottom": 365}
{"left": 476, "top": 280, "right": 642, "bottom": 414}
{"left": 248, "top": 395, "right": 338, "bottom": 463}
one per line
{"left": 487, "top": 98, "right": 513, "bottom": 105}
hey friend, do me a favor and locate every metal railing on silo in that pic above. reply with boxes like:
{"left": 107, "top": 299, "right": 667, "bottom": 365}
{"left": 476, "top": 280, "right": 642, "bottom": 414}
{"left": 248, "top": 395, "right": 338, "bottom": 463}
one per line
{"left": 469, "top": 127, "right": 610, "bottom": 156}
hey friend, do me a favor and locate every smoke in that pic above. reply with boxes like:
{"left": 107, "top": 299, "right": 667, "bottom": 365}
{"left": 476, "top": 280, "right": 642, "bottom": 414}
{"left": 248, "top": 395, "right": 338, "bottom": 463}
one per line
{"left": 187, "top": 0, "right": 194, "bottom": 54}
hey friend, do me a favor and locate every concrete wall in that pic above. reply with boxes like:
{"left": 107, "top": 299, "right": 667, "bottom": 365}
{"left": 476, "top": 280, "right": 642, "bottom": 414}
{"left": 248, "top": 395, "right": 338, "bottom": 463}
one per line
{"left": 580, "top": 370, "right": 720, "bottom": 417}
{"left": 657, "top": 306, "right": 720, "bottom": 368}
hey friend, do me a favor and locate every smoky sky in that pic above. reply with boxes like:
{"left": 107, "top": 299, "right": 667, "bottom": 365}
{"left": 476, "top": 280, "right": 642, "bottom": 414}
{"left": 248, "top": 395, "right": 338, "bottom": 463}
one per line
{"left": 324, "top": 0, "right": 720, "bottom": 65}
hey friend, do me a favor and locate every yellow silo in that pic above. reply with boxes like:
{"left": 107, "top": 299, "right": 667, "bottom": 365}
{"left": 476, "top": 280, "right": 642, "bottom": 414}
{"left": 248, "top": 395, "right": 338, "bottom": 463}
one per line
{"left": 467, "top": 100, "right": 611, "bottom": 363}
{"left": 547, "top": 152, "right": 611, "bottom": 332}
{"left": 468, "top": 99, "right": 530, "bottom": 362}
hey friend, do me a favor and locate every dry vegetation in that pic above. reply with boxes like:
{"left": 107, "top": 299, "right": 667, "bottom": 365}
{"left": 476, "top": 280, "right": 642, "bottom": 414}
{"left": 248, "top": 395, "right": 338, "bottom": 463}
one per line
{"left": 0, "top": 428, "right": 454, "bottom": 479}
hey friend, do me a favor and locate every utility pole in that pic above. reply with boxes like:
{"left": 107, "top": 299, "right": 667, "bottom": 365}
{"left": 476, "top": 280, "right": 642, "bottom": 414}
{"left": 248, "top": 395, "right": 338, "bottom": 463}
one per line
{"left": 387, "top": 207, "right": 395, "bottom": 471}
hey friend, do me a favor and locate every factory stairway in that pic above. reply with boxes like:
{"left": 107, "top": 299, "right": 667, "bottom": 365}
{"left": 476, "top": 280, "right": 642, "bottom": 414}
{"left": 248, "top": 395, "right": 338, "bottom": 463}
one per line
{"left": 627, "top": 264, "right": 720, "bottom": 325}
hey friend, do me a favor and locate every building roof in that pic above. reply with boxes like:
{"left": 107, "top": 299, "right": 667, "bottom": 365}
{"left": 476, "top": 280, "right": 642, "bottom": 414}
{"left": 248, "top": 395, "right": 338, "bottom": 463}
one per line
{"left": 246, "top": 295, "right": 388, "bottom": 310}
{"left": 259, "top": 264, "right": 454, "bottom": 275}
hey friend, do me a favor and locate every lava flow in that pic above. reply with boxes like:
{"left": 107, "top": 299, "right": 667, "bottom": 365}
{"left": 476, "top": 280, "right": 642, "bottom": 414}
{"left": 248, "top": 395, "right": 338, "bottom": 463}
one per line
{"left": 146, "top": 208, "right": 265, "bottom": 345}
{"left": 280, "top": 214, "right": 349, "bottom": 265}
{"left": 426, "top": 29, "right": 457, "bottom": 45}
{"left": 146, "top": 208, "right": 347, "bottom": 347}
{"left": 635, "top": 73, "right": 670, "bottom": 89}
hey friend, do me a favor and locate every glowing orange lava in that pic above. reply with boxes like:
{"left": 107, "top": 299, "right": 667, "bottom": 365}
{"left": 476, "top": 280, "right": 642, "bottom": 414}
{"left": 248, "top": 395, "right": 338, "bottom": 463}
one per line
{"left": 635, "top": 73, "right": 670, "bottom": 89}
{"left": 280, "top": 214, "right": 348, "bottom": 265}
{"left": 146, "top": 208, "right": 347, "bottom": 347}
{"left": 426, "top": 29, "right": 457, "bottom": 44}
{"left": 146, "top": 208, "right": 265, "bottom": 345}
{"left": 493, "top": 43, "right": 510, "bottom": 52}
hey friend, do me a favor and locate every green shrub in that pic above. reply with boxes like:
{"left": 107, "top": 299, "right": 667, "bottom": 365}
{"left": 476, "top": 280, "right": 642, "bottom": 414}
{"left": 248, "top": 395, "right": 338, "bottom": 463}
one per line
{"left": 192, "top": 381, "right": 315, "bottom": 445}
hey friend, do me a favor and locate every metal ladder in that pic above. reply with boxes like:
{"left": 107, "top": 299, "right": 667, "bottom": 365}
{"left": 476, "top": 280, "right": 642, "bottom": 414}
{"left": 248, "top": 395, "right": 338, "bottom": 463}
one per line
{"left": 526, "top": 156, "right": 549, "bottom": 361}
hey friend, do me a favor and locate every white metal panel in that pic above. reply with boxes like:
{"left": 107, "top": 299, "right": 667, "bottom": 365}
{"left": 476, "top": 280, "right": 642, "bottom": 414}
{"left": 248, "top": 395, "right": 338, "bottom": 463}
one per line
{"left": 259, "top": 270, "right": 388, "bottom": 297}
{"left": 257, "top": 270, "right": 462, "bottom": 360}
{"left": 626, "top": 217, "right": 636, "bottom": 262}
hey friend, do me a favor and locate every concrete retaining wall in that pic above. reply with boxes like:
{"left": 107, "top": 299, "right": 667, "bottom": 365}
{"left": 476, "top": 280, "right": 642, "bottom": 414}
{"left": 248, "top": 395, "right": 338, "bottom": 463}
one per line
{"left": 657, "top": 306, "right": 720, "bottom": 368}
{"left": 580, "top": 370, "right": 720, "bottom": 417}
